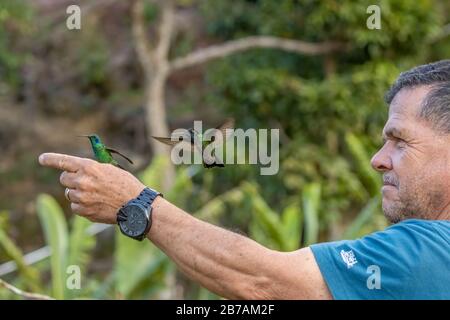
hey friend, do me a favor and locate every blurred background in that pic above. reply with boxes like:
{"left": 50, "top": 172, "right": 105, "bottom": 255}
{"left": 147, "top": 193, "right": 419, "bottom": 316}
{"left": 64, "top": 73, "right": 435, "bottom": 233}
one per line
{"left": 0, "top": 0, "right": 448, "bottom": 299}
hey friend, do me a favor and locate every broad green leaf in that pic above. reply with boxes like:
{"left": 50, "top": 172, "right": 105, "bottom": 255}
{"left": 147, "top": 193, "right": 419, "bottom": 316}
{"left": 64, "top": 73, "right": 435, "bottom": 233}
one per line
{"left": 248, "top": 219, "right": 280, "bottom": 250}
{"left": 115, "top": 230, "right": 171, "bottom": 298}
{"left": 0, "top": 212, "right": 42, "bottom": 292}
{"left": 166, "top": 166, "right": 194, "bottom": 206}
{"left": 36, "top": 194, "right": 68, "bottom": 300}
{"left": 281, "top": 203, "right": 301, "bottom": 251}
{"left": 68, "top": 216, "right": 94, "bottom": 268}
{"left": 346, "top": 133, "right": 381, "bottom": 197}
{"left": 302, "top": 183, "right": 321, "bottom": 246}
{"left": 243, "top": 183, "right": 286, "bottom": 249}
{"left": 342, "top": 196, "right": 381, "bottom": 239}
{"left": 139, "top": 156, "right": 170, "bottom": 191}
{"left": 194, "top": 187, "right": 245, "bottom": 222}
{"left": 67, "top": 215, "right": 95, "bottom": 298}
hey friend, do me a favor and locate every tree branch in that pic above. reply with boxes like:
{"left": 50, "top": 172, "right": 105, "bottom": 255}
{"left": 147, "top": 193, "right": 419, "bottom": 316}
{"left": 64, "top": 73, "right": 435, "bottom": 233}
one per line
{"left": 131, "top": 0, "right": 154, "bottom": 75}
{"left": 0, "top": 278, "right": 54, "bottom": 300}
{"left": 169, "top": 36, "right": 348, "bottom": 72}
{"left": 154, "top": 0, "right": 175, "bottom": 73}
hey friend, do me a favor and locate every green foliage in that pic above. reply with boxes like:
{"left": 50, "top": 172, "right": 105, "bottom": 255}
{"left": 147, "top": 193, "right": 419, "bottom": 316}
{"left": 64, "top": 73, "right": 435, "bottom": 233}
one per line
{"left": 244, "top": 181, "right": 321, "bottom": 251}
{"left": 26, "top": 195, "right": 95, "bottom": 299}
{"left": 343, "top": 196, "right": 382, "bottom": 239}
{"left": 0, "top": 212, "right": 42, "bottom": 292}
{"left": 36, "top": 194, "right": 69, "bottom": 300}
{"left": 245, "top": 182, "right": 290, "bottom": 250}
{"left": 345, "top": 132, "right": 382, "bottom": 197}
{"left": 2, "top": 0, "right": 448, "bottom": 300}
{"left": 68, "top": 216, "right": 94, "bottom": 272}
{"left": 302, "top": 183, "right": 321, "bottom": 246}
{"left": 0, "top": 0, "right": 33, "bottom": 88}
{"left": 115, "top": 233, "right": 171, "bottom": 298}
{"left": 67, "top": 215, "right": 95, "bottom": 299}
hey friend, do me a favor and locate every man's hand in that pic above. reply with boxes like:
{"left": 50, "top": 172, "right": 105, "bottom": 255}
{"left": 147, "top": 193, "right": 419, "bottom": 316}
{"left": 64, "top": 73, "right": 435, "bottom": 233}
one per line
{"left": 38, "top": 153, "right": 145, "bottom": 224}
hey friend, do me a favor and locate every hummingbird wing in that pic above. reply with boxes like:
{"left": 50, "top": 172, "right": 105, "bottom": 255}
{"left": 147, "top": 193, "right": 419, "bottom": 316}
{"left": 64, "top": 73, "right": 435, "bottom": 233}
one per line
{"left": 105, "top": 147, "right": 134, "bottom": 164}
{"left": 211, "top": 118, "right": 235, "bottom": 147}
{"left": 152, "top": 136, "right": 196, "bottom": 152}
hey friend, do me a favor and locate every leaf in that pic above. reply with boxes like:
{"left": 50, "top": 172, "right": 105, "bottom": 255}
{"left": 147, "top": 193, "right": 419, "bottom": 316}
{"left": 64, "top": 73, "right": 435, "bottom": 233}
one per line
{"left": 115, "top": 230, "right": 171, "bottom": 298}
{"left": 68, "top": 216, "right": 94, "bottom": 269}
{"left": 67, "top": 215, "right": 95, "bottom": 298}
{"left": 302, "top": 183, "right": 321, "bottom": 246}
{"left": 139, "top": 156, "right": 170, "bottom": 191}
{"left": 166, "top": 166, "right": 194, "bottom": 206}
{"left": 36, "top": 194, "right": 68, "bottom": 300}
{"left": 194, "top": 187, "right": 245, "bottom": 222}
{"left": 345, "top": 133, "right": 381, "bottom": 196}
{"left": 342, "top": 196, "right": 381, "bottom": 239}
{"left": 0, "top": 212, "right": 42, "bottom": 292}
{"left": 243, "top": 182, "right": 287, "bottom": 250}
{"left": 248, "top": 219, "right": 280, "bottom": 250}
{"left": 280, "top": 203, "right": 301, "bottom": 251}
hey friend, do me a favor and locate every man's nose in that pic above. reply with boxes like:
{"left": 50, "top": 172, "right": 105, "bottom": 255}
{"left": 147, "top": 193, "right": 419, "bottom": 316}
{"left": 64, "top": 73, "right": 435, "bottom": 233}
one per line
{"left": 370, "top": 145, "right": 392, "bottom": 173}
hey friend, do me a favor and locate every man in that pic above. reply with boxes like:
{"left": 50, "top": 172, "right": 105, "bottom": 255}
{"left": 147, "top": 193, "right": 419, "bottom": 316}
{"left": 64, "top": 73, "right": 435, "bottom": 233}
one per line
{"left": 39, "top": 60, "right": 450, "bottom": 299}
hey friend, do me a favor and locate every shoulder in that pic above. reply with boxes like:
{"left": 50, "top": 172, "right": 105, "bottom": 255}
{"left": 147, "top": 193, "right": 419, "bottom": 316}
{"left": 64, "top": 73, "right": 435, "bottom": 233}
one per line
{"left": 309, "top": 219, "right": 450, "bottom": 299}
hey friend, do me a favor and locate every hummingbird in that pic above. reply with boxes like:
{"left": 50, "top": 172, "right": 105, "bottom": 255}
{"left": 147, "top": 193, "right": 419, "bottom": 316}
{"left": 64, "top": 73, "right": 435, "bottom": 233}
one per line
{"left": 78, "top": 134, "right": 133, "bottom": 170}
{"left": 152, "top": 118, "right": 234, "bottom": 168}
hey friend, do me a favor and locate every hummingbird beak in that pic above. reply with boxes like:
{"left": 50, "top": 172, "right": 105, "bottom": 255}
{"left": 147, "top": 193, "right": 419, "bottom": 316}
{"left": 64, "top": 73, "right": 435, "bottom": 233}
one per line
{"left": 77, "top": 135, "right": 91, "bottom": 138}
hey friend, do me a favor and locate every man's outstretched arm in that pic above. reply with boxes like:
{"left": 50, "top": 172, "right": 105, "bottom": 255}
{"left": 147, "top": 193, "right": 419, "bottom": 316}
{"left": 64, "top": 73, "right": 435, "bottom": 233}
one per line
{"left": 39, "top": 153, "right": 332, "bottom": 300}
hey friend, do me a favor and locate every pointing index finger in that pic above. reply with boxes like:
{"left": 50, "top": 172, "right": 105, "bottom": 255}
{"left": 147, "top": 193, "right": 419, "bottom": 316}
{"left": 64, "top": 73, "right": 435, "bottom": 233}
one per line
{"left": 38, "top": 153, "right": 87, "bottom": 172}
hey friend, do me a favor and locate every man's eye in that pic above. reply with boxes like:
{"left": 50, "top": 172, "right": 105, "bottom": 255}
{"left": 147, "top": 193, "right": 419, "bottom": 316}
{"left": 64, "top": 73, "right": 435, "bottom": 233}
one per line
{"left": 396, "top": 140, "right": 407, "bottom": 149}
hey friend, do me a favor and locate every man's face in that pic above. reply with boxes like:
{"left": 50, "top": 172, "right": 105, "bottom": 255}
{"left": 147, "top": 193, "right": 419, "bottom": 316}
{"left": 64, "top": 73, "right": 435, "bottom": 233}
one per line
{"left": 371, "top": 86, "right": 450, "bottom": 223}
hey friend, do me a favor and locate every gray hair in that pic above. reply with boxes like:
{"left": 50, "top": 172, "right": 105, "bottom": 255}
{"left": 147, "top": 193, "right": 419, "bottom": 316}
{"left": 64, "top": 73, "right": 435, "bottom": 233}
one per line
{"left": 385, "top": 60, "right": 450, "bottom": 133}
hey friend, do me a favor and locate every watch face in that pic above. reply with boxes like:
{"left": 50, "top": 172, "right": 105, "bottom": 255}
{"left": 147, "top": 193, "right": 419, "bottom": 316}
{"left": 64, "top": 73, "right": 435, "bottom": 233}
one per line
{"left": 118, "top": 204, "right": 149, "bottom": 238}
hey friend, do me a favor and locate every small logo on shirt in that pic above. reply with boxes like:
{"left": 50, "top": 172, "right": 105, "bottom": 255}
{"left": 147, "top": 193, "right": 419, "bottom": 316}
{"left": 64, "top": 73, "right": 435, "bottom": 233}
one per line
{"left": 340, "top": 249, "right": 358, "bottom": 268}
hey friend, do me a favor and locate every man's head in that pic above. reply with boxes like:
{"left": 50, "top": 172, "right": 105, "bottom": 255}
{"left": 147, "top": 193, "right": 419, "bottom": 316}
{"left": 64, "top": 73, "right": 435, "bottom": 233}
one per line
{"left": 371, "top": 60, "right": 450, "bottom": 223}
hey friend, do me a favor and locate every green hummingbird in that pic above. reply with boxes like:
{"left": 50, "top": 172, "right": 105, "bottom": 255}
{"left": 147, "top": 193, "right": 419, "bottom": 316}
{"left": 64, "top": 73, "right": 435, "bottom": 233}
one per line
{"left": 78, "top": 134, "right": 133, "bottom": 170}
{"left": 152, "top": 118, "right": 234, "bottom": 168}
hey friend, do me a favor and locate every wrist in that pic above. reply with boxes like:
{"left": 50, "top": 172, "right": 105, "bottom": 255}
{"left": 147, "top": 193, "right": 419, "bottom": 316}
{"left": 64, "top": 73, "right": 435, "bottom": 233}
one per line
{"left": 145, "top": 195, "right": 165, "bottom": 240}
{"left": 118, "top": 182, "right": 146, "bottom": 208}
{"left": 117, "top": 186, "right": 162, "bottom": 241}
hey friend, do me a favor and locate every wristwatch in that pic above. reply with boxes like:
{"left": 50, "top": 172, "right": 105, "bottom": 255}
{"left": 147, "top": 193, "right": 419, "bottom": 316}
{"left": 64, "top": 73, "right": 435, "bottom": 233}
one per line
{"left": 116, "top": 187, "right": 162, "bottom": 241}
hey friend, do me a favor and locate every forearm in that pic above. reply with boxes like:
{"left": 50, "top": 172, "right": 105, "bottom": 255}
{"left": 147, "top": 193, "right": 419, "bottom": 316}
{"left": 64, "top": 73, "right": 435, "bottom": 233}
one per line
{"left": 148, "top": 197, "right": 281, "bottom": 299}
{"left": 38, "top": 153, "right": 330, "bottom": 300}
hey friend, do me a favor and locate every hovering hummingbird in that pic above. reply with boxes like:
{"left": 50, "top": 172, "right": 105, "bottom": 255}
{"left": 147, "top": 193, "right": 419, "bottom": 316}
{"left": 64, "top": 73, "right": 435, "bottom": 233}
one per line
{"left": 152, "top": 118, "right": 235, "bottom": 168}
{"left": 78, "top": 134, "right": 133, "bottom": 170}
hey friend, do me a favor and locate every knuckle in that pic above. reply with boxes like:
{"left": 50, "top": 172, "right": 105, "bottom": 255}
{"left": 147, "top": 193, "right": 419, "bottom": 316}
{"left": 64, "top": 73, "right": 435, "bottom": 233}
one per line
{"left": 79, "top": 158, "right": 91, "bottom": 168}
{"left": 59, "top": 172, "right": 66, "bottom": 185}
{"left": 58, "top": 158, "right": 66, "bottom": 170}
{"left": 75, "top": 176, "right": 88, "bottom": 189}
{"left": 78, "top": 192, "right": 91, "bottom": 205}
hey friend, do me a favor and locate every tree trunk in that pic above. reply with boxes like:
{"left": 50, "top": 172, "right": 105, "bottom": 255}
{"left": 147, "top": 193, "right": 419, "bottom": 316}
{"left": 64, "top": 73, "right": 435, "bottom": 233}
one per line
{"left": 146, "top": 70, "right": 175, "bottom": 190}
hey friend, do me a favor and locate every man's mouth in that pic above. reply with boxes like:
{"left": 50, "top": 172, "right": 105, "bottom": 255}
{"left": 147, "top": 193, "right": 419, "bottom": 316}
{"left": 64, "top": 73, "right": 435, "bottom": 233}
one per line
{"left": 383, "top": 176, "right": 398, "bottom": 188}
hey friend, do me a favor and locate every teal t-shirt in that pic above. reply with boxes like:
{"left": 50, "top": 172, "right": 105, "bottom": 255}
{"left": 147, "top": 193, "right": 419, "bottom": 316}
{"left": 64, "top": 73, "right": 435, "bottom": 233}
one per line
{"left": 310, "top": 219, "right": 450, "bottom": 299}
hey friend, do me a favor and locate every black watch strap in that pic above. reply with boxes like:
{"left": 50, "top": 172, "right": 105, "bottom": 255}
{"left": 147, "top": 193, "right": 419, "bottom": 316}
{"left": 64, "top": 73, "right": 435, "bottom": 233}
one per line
{"left": 117, "top": 187, "right": 163, "bottom": 241}
{"left": 140, "top": 187, "right": 162, "bottom": 206}
{"left": 127, "top": 187, "right": 163, "bottom": 209}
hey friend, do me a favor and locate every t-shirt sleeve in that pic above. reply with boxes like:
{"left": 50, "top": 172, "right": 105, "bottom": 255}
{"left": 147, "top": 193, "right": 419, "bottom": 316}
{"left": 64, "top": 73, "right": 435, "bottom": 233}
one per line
{"left": 310, "top": 222, "right": 431, "bottom": 300}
